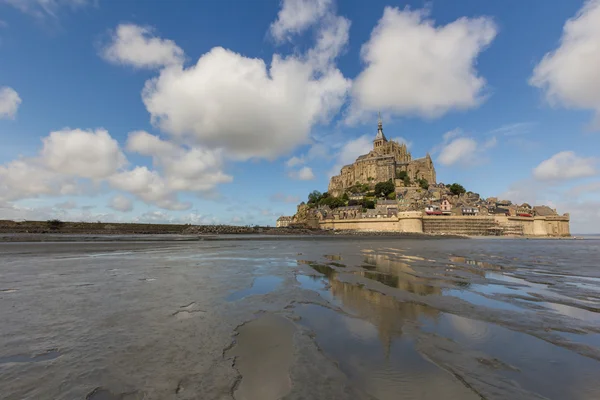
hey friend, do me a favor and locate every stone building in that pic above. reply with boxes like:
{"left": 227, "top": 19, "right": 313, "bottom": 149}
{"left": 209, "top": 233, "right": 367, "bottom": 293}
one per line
{"left": 328, "top": 117, "right": 436, "bottom": 197}
{"left": 276, "top": 216, "right": 293, "bottom": 227}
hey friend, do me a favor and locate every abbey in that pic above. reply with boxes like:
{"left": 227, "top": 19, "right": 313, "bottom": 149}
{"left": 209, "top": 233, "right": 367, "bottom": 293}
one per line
{"left": 328, "top": 118, "right": 436, "bottom": 197}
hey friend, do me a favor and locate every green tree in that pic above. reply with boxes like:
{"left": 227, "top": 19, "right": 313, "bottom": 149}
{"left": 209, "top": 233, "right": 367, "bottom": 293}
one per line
{"left": 363, "top": 200, "right": 375, "bottom": 209}
{"left": 308, "top": 190, "right": 322, "bottom": 204}
{"left": 418, "top": 178, "right": 429, "bottom": 190}
{"left": 387, "top": 192, "right": 397, "bottom": 200}
{"left": 341, "top": 192, "right": 349, "bottom": 201}
{"left": 449, "top": 183, "right": 466, "bottom": 196}
{"left": 403, "top": 176, "right": 411, "bottom": 187}
{"left": 374, "top": 179, "right": 395, "bottom": 197}
{"left": 396, "top": 170, "right": 407, "bottom": 180}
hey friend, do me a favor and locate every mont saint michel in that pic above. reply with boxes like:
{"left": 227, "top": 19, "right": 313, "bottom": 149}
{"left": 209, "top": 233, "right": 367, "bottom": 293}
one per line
{"left": 287, "top": 118, "right": 571, "bottom": 237}
{"left": 328, "top": 117, "right": 436, "bottom": 197}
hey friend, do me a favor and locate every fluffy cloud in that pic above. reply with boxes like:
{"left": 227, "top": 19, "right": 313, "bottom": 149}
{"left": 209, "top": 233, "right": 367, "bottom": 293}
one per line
{"left": 0, "top": 87, "right": 21, "bottom": 119}
{"left": 126, "top": 130, "right": 232, "bottom": 192}
{"left": 1, "top": 0, "right": 92, "bottom": 17}
{"left": 109, "top": 167, "right": 190, "bottom": 211}
{"left": 286, "top": 156, "right": 305, "bottom": 167}
{"left": 102, "top": 24, "right": 185, "bottom": 69}
{"left": 102, "top": 0, "right": 350, "bottom": 162}
{"left": 142, "top": 47, "right": 350, "bottom": 160}
{"left": 435, "top": 129, "right": 496, "bottom": 167}
{"left": 438, "top": 137, "right": 478, "bottom": 166}
{"left": 41, "top": 128, "right": 126, "bottom": 179}
{"left": 269, "top": 0, "right": 333, "bottom": 42}
{"left": 532, "top": 151, "right": 597, "bottom": 181}
{"left": 530, "top": 0, "right": 600, "bottom": 128}
{"left": 288, "top": 166, "right": 315, "bottom": 180}
{"left": 109, "top": 195, "right": 133, "bottom": 212}
{"left": 101, "top": 131, "right": 233, "bottom": 210}
{"left": 0, "top": 128, "right": 125, "bottom": 202}
{"left": 0, "top": 159, "right": 80, "bottom": 201}
{"left": 349, "top": 6, "right": 496, "bottom": 121}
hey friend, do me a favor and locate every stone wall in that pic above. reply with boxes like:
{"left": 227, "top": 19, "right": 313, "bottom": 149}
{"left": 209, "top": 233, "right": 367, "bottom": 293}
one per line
{"left": 320, "top": 213, "right": 570, "bottom": 237}
{"left": 423, "top": 216, "right": 499, "bottom": 236}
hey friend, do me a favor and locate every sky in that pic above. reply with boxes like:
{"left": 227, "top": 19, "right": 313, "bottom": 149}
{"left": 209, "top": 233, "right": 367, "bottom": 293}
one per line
{"left": 0, "top": 0, "right": 599, "bottom": 233}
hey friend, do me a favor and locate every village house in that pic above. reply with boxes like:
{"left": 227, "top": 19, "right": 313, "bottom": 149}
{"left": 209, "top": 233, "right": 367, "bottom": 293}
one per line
{"left": 425, "top": 205, "right": 442, "bottom": 215}
{"left": 461, "top": 207, "right": 479, "bottom": 216}
{"left": 276, "top": 216, "right": 293, "bottom": 227}
{"left": 335, "top": 205, "right": 362, "bottom": 219}
{"left": 376, "top": 199, "right": 398, "bottom": 217}
{"left": 349, "top": 193, "right": 365, "bottom": 201}
{"left": 440, "top": 199, "right": 452, "bottom": 215}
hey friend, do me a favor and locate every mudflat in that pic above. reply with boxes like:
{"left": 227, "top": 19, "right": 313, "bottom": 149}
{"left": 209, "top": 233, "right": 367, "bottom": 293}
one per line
{"left": 1, "top": 237, "right": 599, "bottom": 399}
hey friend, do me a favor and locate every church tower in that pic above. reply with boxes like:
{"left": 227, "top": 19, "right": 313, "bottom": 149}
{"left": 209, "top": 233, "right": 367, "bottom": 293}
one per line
{"left": 373, "top": 113, "right": 387, "bottom": 149}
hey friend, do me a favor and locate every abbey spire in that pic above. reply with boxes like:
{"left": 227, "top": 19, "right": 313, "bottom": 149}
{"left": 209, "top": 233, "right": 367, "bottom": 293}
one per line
{"left": 373, "top": 112, "right": 387, "bottom": 148}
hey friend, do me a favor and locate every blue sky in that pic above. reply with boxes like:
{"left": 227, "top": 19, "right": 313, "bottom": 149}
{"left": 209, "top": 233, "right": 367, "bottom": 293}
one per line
{"left": 1, "top": 0, "right": 599, "bottom": 232}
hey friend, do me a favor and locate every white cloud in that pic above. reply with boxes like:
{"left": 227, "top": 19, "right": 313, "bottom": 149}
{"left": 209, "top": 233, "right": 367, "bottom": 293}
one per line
{"left": 126, "top": 130, "right": 232, "bottom": 192}
{"left": 1, "top": 0, "right": 93, "bottom": 18}
{"left": 0, "top": 200, "right": 117, "bottom": 223}
{"left": 533, "top": 151, "right": 597, "bottom": 181}
{"left": 288, "top": 166, "right": 315, "bottom": 180}
{"left": 270, "top": 193, "right": 301, "bottom": 203}
{"left": 142, "top": 46, "right": 350, "bottom": 160}
{"left": 286, "top": 156, "right": 305, "bottom": 167}
{"left": 0, "top": 87, "right": 22, "bottom": 119}
{"left": 438, "top": 137, "right": 478, "bottom": 166}
{"left": 0, "top": 128, "right": 124, "bottom": 202}
{"left": 434, "top": 129, "right": 496, "bottom": 167}
{"left": 102, "top": 24, "right": 184, "bottom": 69}
{"left": 269, "top": 0, "right": 333, "bottom": 42}
{"left": 530, "top": 0, "right": 600, "bottom": 129}
{"left": 41, "top": 128, "right": 126, "bottom": 179}
{"left": 328, "top": 134, "right": 371, "bottom": 177}
{"left": 103, "top": 1, "right": 350, "bottom": 162}
{"left": 348, "top": 6, "right": 496, "bottom": 122}
{"left": 486, "top": 122, "right": 537, "bottom": 137}
{"left": 109, "top": 194, "right": 133, "bottom": 212}
{"left": 108, "top": 167, "right": 190, "bottom": 211}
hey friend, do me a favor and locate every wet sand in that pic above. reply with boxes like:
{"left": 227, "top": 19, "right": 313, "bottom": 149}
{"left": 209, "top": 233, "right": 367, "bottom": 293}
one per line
{"left": 1, "top": 237, "right": 599, "bottom": 399}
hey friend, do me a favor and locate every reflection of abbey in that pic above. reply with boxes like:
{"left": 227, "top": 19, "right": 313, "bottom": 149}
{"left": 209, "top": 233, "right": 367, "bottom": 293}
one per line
{"left": 328, "top": 118, "right": 436, "bottom": 197}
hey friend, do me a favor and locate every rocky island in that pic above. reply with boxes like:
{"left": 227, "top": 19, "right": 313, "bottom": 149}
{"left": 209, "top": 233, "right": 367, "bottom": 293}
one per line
{"left": 281, "top": 118, "right": 570, "bottom": 237}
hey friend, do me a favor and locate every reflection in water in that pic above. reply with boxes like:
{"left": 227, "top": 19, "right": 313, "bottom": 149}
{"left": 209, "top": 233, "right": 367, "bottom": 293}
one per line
{"left": 443, "top": 288, "right": 524, "bottom": 312}
{"left": 295, "top": 304, "right": 478, "bottom": 400}
{"left": 361, "top": 254, "right": 443, "bottom": 296}
{"left": 421, "top": 313, "right": 600, "bottom": 400}
{"left": 306, "top": 263, "right": 440, "bottom": 359}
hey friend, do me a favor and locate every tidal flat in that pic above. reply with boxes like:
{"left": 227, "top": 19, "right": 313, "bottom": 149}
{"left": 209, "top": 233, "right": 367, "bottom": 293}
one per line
{"left": 1, "top": 236, "right": 599, "bottom": 399}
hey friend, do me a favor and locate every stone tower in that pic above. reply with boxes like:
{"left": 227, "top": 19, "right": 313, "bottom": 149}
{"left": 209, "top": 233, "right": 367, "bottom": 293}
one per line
{"left": 373, "top": 113, "right": 387, "bottom": 150}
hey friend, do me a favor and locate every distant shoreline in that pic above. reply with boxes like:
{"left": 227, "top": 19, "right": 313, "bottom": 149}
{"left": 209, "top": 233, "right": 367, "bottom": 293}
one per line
{"left": 0, "top": 220, "right": 584, "bottom": 242}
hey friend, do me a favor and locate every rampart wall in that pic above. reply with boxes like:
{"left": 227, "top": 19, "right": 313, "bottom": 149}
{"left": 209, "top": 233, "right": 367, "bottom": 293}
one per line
{"left": 319, "top": 213, "right": 570, "bottom": 237}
